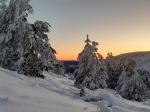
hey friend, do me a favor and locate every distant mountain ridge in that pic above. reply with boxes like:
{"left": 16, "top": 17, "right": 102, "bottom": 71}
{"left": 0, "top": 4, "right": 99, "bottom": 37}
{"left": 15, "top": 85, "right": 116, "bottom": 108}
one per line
{"left": 114, "top": 51, "right": 150, "bottom": 59}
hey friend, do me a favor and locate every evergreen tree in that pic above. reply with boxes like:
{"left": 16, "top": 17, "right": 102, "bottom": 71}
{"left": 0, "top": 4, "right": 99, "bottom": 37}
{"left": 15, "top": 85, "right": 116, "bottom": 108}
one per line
{"left": 138, "top": 69, "right": 150, "bottom": 99}
{"left": 0, "top": 0, "right": 34, "bottom": 71}
{"left": 0, "top": 0, "right": 63, "bottom": 78}
{"left": 138, "top": 69, "right": 150, "bottom": 89}
{"left": 31, "top": 21, "right": 57, "bottom": 71}
{"left": 105, "top": 53, "right": 127, "bottom": 89}
{"left": 117, "top": 59, "right": 148, "bottom": 101}
{"left": 116, "top": 66, "right": 129, "bottom": 92}
{"left": 74, "top": 35, "right": 108, "bottom": 90}
{"left": 122, "top": 71, "right": 147, "bottom": 101}
{"left": 106, "top": 52, "right": 118, "bottom": 89}
{"left": 31, "top": 20, "right": 65, "bottom": 75}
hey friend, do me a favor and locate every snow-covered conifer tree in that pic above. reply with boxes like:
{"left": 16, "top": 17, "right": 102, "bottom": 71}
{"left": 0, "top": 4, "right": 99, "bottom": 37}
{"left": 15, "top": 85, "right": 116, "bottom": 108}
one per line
{"left": 117, "top": 60, "right": 148, "bottom": 101}
{"left": 138, "top": 69, "right": 150, "bottom": 99}
{"left": 0, "top": 0, "right": 63, "bottom": 78}
{"left": 74, "top": 35, "right": 108, "bottom": 90}
{"left": 116, "top": 66, "right": 129, "bottom": 92}
{"left": 0, "top": 0, "right": 34, "bottom": 71}
{"left": 138, "top": 69, "right": 150, "bottom": 89}
{"left": 105, "top": 52, "right": 120, "bottom": 89}
{"left": 31, "top": 21, "right": 57, "bottom": 70}
{"left": 122, "top": 70, "right": 147, "bottom": 101}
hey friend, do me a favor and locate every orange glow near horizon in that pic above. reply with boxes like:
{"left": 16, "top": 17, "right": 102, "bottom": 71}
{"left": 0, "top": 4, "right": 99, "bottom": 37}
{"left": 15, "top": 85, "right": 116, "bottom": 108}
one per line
{"left": 56, "top": 49, "right": 150, "bottom": 61}
{"left": 52, "top": 31, "right": 150, "bottom": 60}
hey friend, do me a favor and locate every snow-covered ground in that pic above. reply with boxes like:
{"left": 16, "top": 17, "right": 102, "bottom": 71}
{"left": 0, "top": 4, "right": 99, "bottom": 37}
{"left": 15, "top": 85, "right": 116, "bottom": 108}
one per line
{"left": 0, "top": 67, "right": 150, "bottom": 112}
{"left": 0, "top": 68, "right": 96, "bottom": 112}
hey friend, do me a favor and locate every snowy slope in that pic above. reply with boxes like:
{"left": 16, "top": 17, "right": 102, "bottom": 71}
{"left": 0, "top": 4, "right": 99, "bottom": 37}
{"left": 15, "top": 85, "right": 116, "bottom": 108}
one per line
{"left": 0, "top": 68, "right": 96, "bottom": 112}
{"left": 0, "top": 67, "right": 150, "bottom": 112}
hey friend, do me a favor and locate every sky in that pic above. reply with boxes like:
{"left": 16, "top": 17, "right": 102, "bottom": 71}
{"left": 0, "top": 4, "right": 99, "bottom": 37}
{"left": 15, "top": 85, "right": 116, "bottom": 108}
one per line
{"left": 28, "top": 0, "right": 150, "bottom": 60}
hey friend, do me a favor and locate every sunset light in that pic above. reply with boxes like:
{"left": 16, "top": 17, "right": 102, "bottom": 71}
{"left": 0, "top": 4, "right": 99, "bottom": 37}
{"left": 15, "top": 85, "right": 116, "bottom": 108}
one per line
{"left": 28, "top": 0, "right": 150, "bottom": 60}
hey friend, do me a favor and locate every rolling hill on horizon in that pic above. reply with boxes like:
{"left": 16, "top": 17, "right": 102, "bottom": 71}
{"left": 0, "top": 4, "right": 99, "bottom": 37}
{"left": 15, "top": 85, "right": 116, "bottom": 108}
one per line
{"left": 62, "top": 51, "right": 150, "bottom": 73}
{"left": 113, "top": 51, "right": 150, "bottom": 71}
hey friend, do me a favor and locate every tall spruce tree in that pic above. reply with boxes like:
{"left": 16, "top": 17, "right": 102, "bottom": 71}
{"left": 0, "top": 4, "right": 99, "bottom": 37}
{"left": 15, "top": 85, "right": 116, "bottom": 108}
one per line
{"left": 0, "top": 0, "right": 34, "bottom": 71}
{"left": 0, "top": 0, "right": 63, "bottom": 78}
{"left": 74, "top": 35, "right": 108, "bottom": 90}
